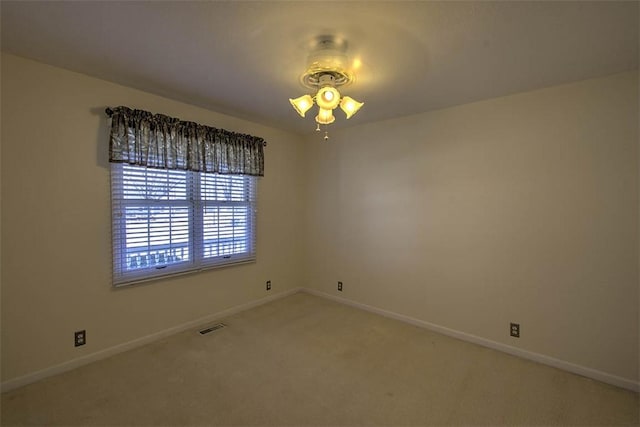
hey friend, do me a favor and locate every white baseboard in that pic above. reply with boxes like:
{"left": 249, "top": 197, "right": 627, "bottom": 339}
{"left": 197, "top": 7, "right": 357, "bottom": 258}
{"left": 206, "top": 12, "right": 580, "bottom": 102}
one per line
{"left": 1, "top": 287, "right": 303, "bottom": 393}
{"left": 303, "top": 288, "right": 640, "bottom": 393}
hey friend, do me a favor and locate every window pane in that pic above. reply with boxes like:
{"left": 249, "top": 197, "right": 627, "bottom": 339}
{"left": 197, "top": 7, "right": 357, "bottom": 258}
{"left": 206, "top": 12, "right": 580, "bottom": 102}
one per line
{"left": 123, "top": 165, "right": 187, "bottom": 200}
{"left": 201, "top": 174, "right": 246, "bottom": 201}
{"left": 202, "top": 206, "right": 249, "bottom": 258}
{"left": 124, "top": 206, "right": 191, "bottom": 270}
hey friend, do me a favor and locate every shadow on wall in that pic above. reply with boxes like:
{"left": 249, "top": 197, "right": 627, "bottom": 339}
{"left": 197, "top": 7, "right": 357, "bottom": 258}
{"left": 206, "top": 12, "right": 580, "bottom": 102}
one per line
{"left": 91, "top": 106, "right": 111, "bottom": 169}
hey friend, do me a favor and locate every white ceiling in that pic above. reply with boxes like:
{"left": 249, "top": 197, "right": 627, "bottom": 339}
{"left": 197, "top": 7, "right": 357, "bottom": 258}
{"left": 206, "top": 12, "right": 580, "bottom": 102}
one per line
{"left": 1, "top": 1, "right": 638, "bottom": 134}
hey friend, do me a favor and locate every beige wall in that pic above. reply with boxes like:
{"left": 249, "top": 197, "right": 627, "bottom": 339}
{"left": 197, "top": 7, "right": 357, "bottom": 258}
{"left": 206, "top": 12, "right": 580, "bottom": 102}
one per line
{"left": 0, "top": 53, "right": 306, "bottom": 382}
{"left": 304, "top": 72, "right": 639, "bottom": 382}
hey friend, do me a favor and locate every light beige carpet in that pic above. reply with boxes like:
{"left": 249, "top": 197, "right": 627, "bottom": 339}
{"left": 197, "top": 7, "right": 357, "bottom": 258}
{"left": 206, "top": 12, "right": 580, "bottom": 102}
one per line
{"left": 1, "top": 292, "right": 638, "bottom": 426}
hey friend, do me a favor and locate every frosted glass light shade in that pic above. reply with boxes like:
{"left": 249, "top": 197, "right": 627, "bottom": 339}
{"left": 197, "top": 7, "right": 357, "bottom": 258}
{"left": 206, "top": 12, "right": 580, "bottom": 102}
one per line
{"left": 289, "top": 95, "right": 314, "bottom": 117}
{"left": 339, "top": 96, "right": 364, "bottom": 119}
{"left": 315, "top": 108, "right": 335, "bottom": 125}
{"left": 315, "top": 87, "right": 341, "bottom": 110}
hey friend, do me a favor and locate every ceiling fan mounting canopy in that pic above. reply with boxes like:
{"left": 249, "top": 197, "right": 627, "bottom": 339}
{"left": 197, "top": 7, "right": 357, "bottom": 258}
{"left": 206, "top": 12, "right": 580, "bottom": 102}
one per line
{"left": 300, "top": 36, "right": 354, "bottom": 89}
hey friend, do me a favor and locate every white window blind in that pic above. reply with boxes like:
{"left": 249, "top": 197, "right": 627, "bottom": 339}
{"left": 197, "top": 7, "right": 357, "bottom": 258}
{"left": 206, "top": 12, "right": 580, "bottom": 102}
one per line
{"left": 111, "top": 164, "right": 256, "bottom": 286}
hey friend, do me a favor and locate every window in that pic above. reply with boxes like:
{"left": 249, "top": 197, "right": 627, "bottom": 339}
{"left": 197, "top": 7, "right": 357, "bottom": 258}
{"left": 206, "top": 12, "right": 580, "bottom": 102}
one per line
{"left": 111, "top": 164, "right": 257, "bottom": 286}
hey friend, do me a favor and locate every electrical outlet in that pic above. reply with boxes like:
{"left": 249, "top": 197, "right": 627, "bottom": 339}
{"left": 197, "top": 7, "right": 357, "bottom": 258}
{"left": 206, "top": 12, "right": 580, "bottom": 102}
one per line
{"left": 338, "top": 281, "right": 343, "bottom": 292}
{"left": 74, "top": 330, "right": 86, "bottom": 347}
{"left": 266, "top": 280, "right": 271, "bottom": 291}
{"left": 510, "top": 323, "right": 520, "bottom": 338}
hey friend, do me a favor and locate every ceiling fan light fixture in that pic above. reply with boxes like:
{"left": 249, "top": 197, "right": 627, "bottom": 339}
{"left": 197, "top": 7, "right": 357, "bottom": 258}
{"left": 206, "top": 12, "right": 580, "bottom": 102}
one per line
{"left": 315, "top": 86, "right": 341, "bottom": 110}
{"left": 315, "top": 108, "right": 335, "bottom": 125}
{"left": 339, "top": 96, "right": 364, "bottom": 119}
{"left": 290, "top": 36, "right": 364, "bottom": 137}
{"left": 289, "top": 95, "right": 314, "bottom": 117}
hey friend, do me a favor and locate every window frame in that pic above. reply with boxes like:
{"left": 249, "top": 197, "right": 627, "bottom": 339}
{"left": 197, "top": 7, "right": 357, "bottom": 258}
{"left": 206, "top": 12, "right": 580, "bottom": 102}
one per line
{"left": 110, "top": 163, "right": 257, "bottom": 287}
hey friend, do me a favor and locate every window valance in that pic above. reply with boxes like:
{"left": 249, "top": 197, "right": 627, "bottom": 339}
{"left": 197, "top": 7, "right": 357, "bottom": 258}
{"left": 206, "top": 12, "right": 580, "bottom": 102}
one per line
{"left": 107, "top": 106, "right": 265, "bottom": 177}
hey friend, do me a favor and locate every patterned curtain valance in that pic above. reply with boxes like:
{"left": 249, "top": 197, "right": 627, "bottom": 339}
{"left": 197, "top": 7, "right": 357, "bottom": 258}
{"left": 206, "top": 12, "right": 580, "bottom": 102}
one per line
{"left": 107, "top": 106, "right": 265, "bottom": 177}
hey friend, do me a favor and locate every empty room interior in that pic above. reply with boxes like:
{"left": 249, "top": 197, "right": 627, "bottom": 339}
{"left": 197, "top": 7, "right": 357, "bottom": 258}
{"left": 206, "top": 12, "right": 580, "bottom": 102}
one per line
{"left": 1, "top": 1, "right": 639, "bottom": 425}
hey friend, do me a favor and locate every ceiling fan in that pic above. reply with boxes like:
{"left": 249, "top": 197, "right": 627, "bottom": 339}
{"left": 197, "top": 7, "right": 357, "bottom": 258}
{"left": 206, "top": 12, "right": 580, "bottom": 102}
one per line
{"left": 289, "top": 37, "right": 364, "bottom": 140}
